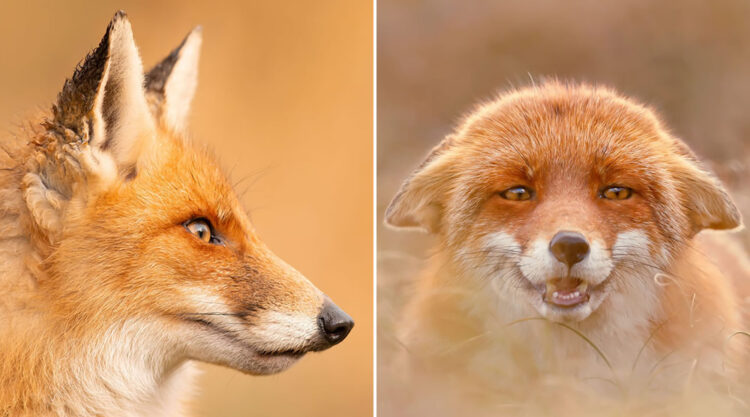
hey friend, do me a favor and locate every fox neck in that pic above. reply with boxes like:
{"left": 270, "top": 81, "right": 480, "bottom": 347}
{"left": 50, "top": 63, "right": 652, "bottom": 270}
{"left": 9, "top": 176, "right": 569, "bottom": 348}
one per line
{"left": 67, "top": 319, "right": 197, "bottom": 417}
{"left": 2, "top": 315, "right": 196, "bottom": 417}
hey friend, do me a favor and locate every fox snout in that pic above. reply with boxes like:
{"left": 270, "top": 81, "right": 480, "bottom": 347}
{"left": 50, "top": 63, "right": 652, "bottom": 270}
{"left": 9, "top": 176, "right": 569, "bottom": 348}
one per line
{"left": 176, "top": 243, "right": 355, "bottom": 374}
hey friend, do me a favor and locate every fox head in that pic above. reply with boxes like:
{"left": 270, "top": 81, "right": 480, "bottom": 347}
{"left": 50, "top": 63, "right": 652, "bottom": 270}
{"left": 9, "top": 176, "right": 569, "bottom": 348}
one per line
{"left": 23, "top": 11, "right": 352, "bottom": 375}
{"left": 386, "top": 81, "right": 741, "bottom": 324}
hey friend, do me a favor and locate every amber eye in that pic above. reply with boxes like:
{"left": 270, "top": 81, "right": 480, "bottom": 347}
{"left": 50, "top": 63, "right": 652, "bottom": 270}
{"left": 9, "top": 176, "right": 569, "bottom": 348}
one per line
{"left": 601, "top": 186, "right": 632, "bottom": 200}
{"left": 499, "top": 186, "right": 534, "bottom": 201}
{"left": 185, "top": 219, "right": 214, "bottom": 243}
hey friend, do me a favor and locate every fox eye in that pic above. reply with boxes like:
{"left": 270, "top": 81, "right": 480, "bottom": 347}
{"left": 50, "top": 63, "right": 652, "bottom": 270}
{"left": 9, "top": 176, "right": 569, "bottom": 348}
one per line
{"left": 184, "top": 219, "right": 220, "bottom": 244}
{"left": 601, "top": 186, "right": 632, "bottom": 200}
{"left": 499, "top": 186, "right": 533, "bottom": 201}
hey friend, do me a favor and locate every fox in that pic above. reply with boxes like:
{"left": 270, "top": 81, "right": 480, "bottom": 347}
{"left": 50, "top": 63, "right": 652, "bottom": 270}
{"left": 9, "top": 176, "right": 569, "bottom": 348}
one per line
{"left": 384, "top": 81, "right": 749, "bottom": 413}
{"left": 0, "top": 11, "right": 353, "bottom": 417}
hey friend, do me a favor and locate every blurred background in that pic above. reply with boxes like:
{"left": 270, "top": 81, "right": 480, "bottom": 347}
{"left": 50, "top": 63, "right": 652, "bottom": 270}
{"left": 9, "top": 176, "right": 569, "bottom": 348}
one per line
{"left": 0, "top": 1, "right": 371, "bottom": 416}
{"left": 378, "top": 0, "right": 750, "bottom": 413}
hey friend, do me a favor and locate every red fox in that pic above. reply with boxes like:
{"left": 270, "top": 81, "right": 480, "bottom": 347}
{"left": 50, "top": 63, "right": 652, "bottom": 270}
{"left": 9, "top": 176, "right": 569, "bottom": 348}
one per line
{"left": 385, "top": 81, "right": 749, "bottom": 413}
{"left": 0, "top": 12, "right": 353, "bottom": 417}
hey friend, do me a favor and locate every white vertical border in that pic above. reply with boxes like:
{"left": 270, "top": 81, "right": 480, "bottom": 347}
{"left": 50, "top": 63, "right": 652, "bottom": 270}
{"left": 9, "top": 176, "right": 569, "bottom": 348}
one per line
{"left": 372, "top": 0, "right": 378, "bottom": 415}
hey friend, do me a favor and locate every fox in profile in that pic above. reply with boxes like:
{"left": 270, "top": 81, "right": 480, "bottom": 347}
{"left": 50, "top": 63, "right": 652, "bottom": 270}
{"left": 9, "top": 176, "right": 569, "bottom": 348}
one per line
{"left": 0, "top": 11, "right": 353, "bottom": 417}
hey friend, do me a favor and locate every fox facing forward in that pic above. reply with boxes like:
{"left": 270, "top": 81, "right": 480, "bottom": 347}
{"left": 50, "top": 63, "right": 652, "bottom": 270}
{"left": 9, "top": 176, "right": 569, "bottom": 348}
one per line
{"left": 0, "top": 11, "right": 353, "bottom": 417}
{"left": 386, "top": 81, "right": 749, "bottom": 411}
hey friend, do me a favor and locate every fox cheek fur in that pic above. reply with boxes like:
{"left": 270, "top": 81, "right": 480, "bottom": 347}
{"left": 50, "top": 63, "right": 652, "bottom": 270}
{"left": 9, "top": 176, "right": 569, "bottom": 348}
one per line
{"left": 1, "top": 11, "right": 352, "bottom": 416}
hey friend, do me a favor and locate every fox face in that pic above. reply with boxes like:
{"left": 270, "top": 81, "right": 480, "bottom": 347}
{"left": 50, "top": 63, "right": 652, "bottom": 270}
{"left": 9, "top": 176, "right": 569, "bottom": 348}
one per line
{"left": 386, "top": 82, "right": 740, "bottom": 324}
{"left": 24, "top": 12, "right": 352, "bottom": 376}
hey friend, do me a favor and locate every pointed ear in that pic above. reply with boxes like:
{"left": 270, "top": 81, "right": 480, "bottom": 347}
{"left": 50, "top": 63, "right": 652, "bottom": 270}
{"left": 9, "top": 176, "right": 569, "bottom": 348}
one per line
{"left": 145, "top": 26, "right": 202, "bottom": 132}
{"left": 384, "top": 137, "right": 457, "bottom": 233}
{"left": 54, "top": 11, "right": 154, "bottom": 174}
{"left": 672, "top": 142, "right": 742, "bottom": 234}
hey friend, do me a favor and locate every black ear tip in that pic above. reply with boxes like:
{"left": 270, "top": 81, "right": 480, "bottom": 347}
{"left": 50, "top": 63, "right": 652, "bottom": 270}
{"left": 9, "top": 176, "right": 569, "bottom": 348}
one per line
{"left": 106, "top": 11, "right": 131, "bottom": 37}
{"left": 113, "top": 10, "right": 128, "bottom": 21}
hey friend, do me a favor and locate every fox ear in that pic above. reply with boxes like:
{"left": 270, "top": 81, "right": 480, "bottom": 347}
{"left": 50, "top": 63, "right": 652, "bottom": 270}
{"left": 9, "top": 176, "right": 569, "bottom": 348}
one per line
{"left": 673, "top": 144, "right": 742, "bottom": 234}
{"left": 54, "top": 11, "right": 154, "bottom": 174}
{"left": 145, "top": 27, "right": 202, "bottom": 132}
{"left": 385, "top": 137, "right": 457, "bottom": 233}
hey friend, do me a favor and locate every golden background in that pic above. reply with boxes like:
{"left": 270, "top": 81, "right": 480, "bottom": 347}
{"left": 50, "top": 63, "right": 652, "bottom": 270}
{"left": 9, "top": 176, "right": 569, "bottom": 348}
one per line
{"left": 0, "top": 1, "right": 372, "bottom": 416}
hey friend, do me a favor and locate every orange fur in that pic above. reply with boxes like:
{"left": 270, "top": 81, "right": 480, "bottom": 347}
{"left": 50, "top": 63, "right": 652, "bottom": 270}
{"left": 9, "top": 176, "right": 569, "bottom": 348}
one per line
{"left": 386, "top": 81, "right": 749, "bottom": 410}
{"left": 0, "top": 12, "right": 352, "bottom": 417}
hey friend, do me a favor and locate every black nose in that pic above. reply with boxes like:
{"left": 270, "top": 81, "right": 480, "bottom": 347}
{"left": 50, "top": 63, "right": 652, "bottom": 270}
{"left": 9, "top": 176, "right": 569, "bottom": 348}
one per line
{"left": 549, "top": 231, "right": 590, "bottom": 267}
{"left": 318, "top": 299, "right": 354, "bottom": 346}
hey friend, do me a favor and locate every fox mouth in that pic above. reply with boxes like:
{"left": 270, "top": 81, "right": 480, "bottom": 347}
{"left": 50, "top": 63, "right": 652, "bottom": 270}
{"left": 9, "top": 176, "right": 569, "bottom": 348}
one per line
{"left": 257, "top": 350, "right": 305, "bottom": 357}
{"left": 543, "top": 277, "right": 591, "bottom": 308}
{"left": 517, "top": 274, "right": 610, "bottom": 321}
{"left": 255, "top": 347, "right": 308, "bottom": 358}
{"left": 183, "top": 316, "right": 312, "bottom": 362}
